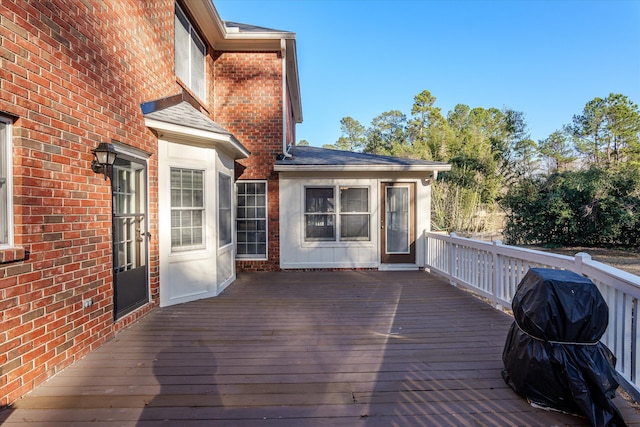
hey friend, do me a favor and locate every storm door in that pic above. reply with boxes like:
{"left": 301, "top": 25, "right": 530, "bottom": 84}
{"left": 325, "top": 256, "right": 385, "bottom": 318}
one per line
{"left": 380, "top": 182, "right": 415, "bottom": 264}
{"left": 112, "top": 156, "right": 149, "bottom": 319}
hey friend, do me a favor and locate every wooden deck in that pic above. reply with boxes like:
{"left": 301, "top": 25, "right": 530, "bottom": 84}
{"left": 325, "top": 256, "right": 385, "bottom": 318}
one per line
{"left": 2, "top": 270, "right": 640, "bottom": 426}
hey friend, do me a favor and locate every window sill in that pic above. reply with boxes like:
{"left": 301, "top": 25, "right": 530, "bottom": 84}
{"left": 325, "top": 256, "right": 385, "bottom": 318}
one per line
{"left": 236, "top": 256, "right": 268, "bottom": 261}
{"left": 0, "top": 247, "right": 29, "bottom": 264}
{"left": 301, "top": 241, "right": 373, "bottom": 249}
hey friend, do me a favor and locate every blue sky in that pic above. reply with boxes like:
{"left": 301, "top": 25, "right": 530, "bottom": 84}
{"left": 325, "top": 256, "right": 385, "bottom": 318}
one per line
{"left": 215, "top": 0, "right": 640, "bottom": 147}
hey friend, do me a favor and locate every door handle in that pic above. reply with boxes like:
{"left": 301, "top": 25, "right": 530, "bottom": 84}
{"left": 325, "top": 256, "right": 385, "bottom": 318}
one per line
{"left": 141, "top": 231, "right": 152, "bottom": 239}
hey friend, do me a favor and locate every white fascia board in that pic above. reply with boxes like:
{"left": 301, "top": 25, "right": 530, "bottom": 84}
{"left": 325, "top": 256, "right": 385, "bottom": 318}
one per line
{"left": 145, "top": 118, "right": 250, "bottom": 159}
{"left": 182, "top": 0, "right": 227, "bottom": 45}
{"left": 274, "top": 164, "right": 452, "bottom": 173}
{"left": 183, "top": 0, "right": 294, "bottom": 50}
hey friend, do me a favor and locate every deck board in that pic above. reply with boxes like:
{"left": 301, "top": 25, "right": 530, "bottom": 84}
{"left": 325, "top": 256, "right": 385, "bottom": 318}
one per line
{"left": 2, "top": 270, "right": 640, "bottom": 426}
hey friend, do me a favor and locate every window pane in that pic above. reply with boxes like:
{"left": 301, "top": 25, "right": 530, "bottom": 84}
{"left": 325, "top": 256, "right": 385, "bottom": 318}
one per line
{"left": 191, "top": 32, "right": 206, "bottom": 99}
{"left": 0, "top": 122, "right": 7, "bottom": 244}
{"left": 174, "top": 7, "right": 190, "bottom": 84}
{"left": 192, "top": 168, "right": 203, "bottom": 189}
{"left": 174, "top": 4, "right": 205, "bottom": 99}
{"left": 0, "top": 122, "right": 5, "bottom": 177}
{"left": 386, "top": 187, "right": 409, "bottom": 253}
{"left": 340, "top": 187, "right": 368, "bottom": 212}
{"left": 305, "top": 187, "right": 334, "bottom": 213}
{"left": 218, "top": 174, "right": 232, "bottom": 247}
{"left": 340, "top": 214, "right": 370, "bottom": 240}
{"left": 305, "top": 214, "right": 335, "bottom": 240}
{"left": 235, "top": 181, "right": 267, "bottom": 258}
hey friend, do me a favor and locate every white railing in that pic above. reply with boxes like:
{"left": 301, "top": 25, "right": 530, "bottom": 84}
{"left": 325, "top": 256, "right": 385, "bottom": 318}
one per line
{"left": 424, "top": 231, "right": 640, "bottom": 399}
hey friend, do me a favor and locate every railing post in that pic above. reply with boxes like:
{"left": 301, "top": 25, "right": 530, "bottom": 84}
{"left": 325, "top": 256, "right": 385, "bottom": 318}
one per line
{"left": 449, "top": 233, "right": 457, "bottom": 286}
{"left": 492, "top": 240, "right": 502, "bottom": 309}
{"left": 423, "top": 230, "right": 430, "bottom": 270}
{"left": 575, "top": 252, "right": 591, "bottom": 276}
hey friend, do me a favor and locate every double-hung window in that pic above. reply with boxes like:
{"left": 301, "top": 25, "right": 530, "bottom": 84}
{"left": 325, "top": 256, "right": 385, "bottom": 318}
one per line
{"left": 174, "top": 3, "right": 205, "bottom": 100}
{"left": 0, "top": 118, "right": 12, "bottom": 247}
{"left": 304, "top": 186, "right": 370, "bottom": 242}
{"left": 236, "top": 181, "right": 267, "bottom": 259}
{"left": 170, "top": 168, "right": 204, "bottom": 251}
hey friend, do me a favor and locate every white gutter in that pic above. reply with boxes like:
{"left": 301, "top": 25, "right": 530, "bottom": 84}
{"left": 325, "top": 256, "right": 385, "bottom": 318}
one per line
{"left": 281, "top": 39, "right": 292, "bottom": 159}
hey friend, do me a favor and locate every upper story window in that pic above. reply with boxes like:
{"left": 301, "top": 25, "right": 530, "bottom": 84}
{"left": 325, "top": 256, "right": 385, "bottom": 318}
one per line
{"left": 175, "top": 3, "right": 206, "bottom": 100}
{"left": 0, "top": 117, "right": 13, "bottom": 247}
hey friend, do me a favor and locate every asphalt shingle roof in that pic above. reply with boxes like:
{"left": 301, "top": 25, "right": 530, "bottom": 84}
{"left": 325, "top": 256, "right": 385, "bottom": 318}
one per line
{"left": 224, "top": 21, "right": 290, "bottom": 34}
{"left": 141, "top": 93, "right": 231, "bottom": 136}
{"left": 275, "top": 145, "right": 450, "bottom": 170}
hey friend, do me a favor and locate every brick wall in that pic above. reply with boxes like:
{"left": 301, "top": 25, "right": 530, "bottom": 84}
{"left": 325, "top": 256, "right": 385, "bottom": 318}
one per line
{"left": 0, "top": 0, "right": 293, "bottom": 405}
{"left": 0, "top": 0, "right": 176, "bottom": 405}
{"left": 213, "top": 51, "right": 284, "bottom": 272}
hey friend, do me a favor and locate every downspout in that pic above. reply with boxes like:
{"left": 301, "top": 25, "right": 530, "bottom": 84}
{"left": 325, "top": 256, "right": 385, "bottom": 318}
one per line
{"left": 281, "top": 38, "right": 292, "bottom": 159}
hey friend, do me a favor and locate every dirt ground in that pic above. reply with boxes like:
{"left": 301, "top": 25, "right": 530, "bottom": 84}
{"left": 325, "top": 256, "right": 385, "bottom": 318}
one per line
{"left": 527, "top": 246, "right": 640, "bottom": 277}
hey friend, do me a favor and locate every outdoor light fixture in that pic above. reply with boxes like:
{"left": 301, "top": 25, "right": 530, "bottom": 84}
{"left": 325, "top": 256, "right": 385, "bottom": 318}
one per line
{"left": 91, "top": 142, "right": 118, "bottom": 180}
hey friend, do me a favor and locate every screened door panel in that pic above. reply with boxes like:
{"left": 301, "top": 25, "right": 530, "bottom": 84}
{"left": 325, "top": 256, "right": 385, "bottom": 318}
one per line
{"left": 112, "top": 157, "right": 148, "bottom": 319}
{"left": 380, "top": 182, "right": 415, "bottom": 264}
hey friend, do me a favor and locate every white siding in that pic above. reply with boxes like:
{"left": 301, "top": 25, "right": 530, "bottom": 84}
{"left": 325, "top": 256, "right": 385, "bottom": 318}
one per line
{"left": 159, "top": 139, "right": 236, "bottom": 307}
{"left": 279, "top": 174, "right": 433, "bottom": 270}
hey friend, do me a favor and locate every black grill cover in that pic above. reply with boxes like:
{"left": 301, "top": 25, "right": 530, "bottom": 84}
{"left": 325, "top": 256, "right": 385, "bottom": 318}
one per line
{"left": 502, "top": 268, "right": 626, "bottom": 426}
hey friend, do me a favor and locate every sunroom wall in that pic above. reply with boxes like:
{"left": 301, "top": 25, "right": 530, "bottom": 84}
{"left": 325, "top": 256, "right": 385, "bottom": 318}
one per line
{"left": 279, "top": 173, "right": 434, "bottom": 270}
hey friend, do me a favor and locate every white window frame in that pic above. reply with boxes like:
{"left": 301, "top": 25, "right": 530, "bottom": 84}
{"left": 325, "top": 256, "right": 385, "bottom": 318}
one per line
{"left": 0, "top": 117, "right": 13, "bottom": 248}
{"left": 235, "top": 180, "right": 268, "bottom": 260}
{"left": 174, "top": 2, "right": 206, "bottom": 100}
{"left": 303, "top": 185, "right": 371, "bottom": 243}
{"left": 217, "top": 172, "right": 232, "bottom": 249}
{"left": 170, "top": 167, "right": 205, "bottom": 252}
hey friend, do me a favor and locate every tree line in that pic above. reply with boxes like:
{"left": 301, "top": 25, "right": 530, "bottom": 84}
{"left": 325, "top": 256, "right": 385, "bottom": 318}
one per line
{"left": 301, "top": 90, "right": 640, "bottom": 247}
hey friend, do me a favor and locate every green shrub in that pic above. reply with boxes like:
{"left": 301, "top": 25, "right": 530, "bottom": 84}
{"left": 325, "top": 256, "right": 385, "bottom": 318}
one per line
{"left": 501, "top": 166, "right": 640, "bottom": 247}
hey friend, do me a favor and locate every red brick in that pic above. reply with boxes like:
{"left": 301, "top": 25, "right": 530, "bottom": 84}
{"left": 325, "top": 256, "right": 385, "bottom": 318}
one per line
{"left": 1, "top": 0, "right": 293, "bottom": 406}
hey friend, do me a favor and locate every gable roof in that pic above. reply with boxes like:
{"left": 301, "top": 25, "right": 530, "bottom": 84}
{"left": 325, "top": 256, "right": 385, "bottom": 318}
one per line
{"left": 142, "top": 92, "right": 250, "bottom": 159}
{"left": 274, "top": 146, "right": 451, "bottom": 173}
{"left": 224, "top": 21, "right": 289, "bottom": 34}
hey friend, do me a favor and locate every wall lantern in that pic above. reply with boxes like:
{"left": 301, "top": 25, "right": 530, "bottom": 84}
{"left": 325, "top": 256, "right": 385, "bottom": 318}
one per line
{"left": 91, "top": 142, "right": 118, "bottom": 180}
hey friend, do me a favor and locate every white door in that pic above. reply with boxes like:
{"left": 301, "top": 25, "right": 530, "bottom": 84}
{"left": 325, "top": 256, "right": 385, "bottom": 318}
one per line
{"left": 159, "top": 140, "right": 218, "bottom": 307}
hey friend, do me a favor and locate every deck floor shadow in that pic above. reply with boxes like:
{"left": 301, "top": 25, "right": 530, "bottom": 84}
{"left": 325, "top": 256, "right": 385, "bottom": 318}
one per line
{"left": 2, "top": 270, "right": 640, "bottom": 426}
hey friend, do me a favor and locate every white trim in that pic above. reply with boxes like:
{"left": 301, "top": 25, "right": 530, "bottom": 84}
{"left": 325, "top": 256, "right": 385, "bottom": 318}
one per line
{"left": 280, "top": 260, "right": 380, "bottom": 270}
{"left": 144, "top": 118, "right": 249, "bottom": 159}
{"left": 384, "top": 184, "right": 411, "bottom": 255}
{"left": 274, "top": 164, "right": 451, "bottom": 173}
{"left": 281, "top": 39, "right": 291, "bottom": 159}
{"left": 0, "top": 117, "right": 13, "bottom": 248}
{"left": 379, "top": 263, "right": 420, "bottom": 271}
